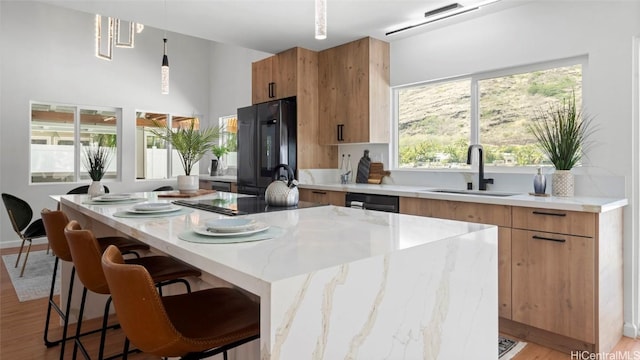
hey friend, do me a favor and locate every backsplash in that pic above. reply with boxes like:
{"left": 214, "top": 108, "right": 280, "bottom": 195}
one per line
{"left": 299, "top": 167, "right": 626, "bottom": 199}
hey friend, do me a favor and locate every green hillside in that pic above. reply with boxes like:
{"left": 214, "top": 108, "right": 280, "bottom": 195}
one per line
{"left": 398, "top": 65, "right": 582, "bottom": 168}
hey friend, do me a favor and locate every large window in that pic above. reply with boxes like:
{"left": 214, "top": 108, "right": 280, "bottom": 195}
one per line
{"left": 135, "top": 112, "right": 201, "bottom": 179}
{"left": 395, "top": 59, "right": 583, "bottom": 169}
{"left": 30, "top": 103, "right": 119, "bottom": 183}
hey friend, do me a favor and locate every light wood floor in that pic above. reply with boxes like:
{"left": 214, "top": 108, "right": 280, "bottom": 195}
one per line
{"left": 2, "top": 244, "right": 640, "bottom": 359}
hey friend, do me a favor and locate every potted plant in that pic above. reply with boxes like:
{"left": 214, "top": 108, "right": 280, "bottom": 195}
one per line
{"left": 528, "top": 92, "right": 596, "bottom": 196}
{"left": 210, "top": 144, "right": 229, "bottom": 176}
{"left": 82, "top": 142, "right": 113, "bottom": 198}
{"left": 150, "top": 118, "right": 221, "bottom": 193}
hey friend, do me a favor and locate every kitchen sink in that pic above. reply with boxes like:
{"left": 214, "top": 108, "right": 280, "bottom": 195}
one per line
{"left": 420, "top": 189, "right": 521, "bottom": 197}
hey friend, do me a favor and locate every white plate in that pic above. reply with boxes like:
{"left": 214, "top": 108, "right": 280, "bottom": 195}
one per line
{"left": 93, "top": 194, "right": 133, "bottom": 201}
{"left": 205, "top": 218, "right": 256, "bottom": 233}
{"left": 133, "top": 202, "right": 173, "bottom": 211}
{"left": 126, "top": 206, "right": 181, "bottom": 214}
{"left": 193, "top": 222, "right": 269, "bottom": 237}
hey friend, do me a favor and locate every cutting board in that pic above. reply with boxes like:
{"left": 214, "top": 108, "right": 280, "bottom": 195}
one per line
{"left": 367, "top": 163, "right": 390, "bottom": 184}
{"left": 158, "top": 189, "right": 216, "bottom": 198}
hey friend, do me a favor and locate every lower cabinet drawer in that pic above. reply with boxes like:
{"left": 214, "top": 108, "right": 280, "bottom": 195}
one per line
{"left": 512, "top": 206, "right": 595, "bottom": 237}
{"left": 511, "top": 229, "right": 595, "bottom": 343}
{"left": 298, "top": 189, "right": 345, "bottom": 206}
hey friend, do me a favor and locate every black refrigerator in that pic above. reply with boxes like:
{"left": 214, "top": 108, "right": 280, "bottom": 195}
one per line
{"left": 237, "top": 97, "right": 297, "bottom": 195}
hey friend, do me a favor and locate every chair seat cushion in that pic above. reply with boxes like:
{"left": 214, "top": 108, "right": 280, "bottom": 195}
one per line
{"left": 126, "top": 256, "right": 201, "bottom": 284}
{"left": 24, "top": 218, "right": 47, "bottom": 239}
{"left": 162, "top": 287, "right": 260, "bottom": 350}
{"left": 97, "top": 236, "right": 150, "bottom": 253}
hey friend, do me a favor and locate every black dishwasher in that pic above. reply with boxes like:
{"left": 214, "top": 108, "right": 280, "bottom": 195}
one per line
{"left": 345, "top": 192, "right": 399, "bottom": 213}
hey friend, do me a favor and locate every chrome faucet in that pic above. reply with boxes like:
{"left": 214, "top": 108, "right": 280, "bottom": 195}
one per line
{"left": 467, "top": 144, "right": 494, "bottom": 191}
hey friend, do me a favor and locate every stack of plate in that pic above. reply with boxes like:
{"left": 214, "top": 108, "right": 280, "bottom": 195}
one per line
{"left": 127, "top": 202, "right": 181, "bottom": 214}
{"left": 93, "top": 194, "right": 134, "bottom": 202}
{"left": 194, "top": 218, "right": 269, "bottom": 237}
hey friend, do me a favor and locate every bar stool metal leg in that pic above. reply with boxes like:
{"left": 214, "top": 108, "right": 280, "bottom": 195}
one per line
{"left": 43, "top": 257, "right": 76, "bottom": 360}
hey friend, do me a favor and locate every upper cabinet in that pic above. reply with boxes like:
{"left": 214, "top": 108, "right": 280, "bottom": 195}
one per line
{"left": 318, "top": 37, "right": 390, "bottom": 144}
{"left": 252, "top": 48, "right": 298, "bottom": 104}
{"left": 251, "top": 47, "right": 337, "bottom": 169}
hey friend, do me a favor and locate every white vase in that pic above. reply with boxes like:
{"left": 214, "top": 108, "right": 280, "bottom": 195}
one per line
{"left": 88, "top": 180, "right": 105, "bottom": 198}
{"left": 552, "top": 170, "right": 574, "bottom": 197}
{"left": 177, "top": 175, "right": 199, "bottom": 194}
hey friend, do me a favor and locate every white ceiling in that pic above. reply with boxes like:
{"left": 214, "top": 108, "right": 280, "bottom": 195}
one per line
{"left": 37, "top": 0, "right": 522, "bottom": 54}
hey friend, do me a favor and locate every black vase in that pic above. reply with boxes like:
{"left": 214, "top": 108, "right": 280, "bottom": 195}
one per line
{"left": 210, "top": 159, "right": 218, "bottom": 176}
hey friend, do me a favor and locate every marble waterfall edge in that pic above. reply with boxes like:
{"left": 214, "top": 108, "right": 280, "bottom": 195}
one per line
{"left": 263, "top": 227, "right": 498, "bottom": 359}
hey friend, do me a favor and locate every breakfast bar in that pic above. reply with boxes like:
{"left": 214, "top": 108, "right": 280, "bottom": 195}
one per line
{"left": 59, "top": 191, "right": 498, "bottom": 359}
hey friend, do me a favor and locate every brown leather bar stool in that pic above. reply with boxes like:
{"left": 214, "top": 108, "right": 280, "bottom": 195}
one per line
{"left": 101, "top": 245, "right": 260, "bottom": 360}
{"left": 40, "top": 208, "right": 151, "bottom": 360}
{"left": 64, "top": 220, "right": 202, "bottom": 360}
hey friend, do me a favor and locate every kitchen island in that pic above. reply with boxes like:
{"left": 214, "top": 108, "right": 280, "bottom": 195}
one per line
{"left": 59, "top": 191, "right": 498, "bottom": 359}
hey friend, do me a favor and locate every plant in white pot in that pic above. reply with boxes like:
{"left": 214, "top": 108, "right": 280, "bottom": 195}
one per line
{"left": 82, "top": 142, "right": 113, "bottom": 198}
{"left": 150, "top": 118, "right": 221, "bottom": 193}
{"left": 210, "top": 144, "right": 229, "bottom": 176}
{"left": 528, "top": 92, "right": 596, "bottom": 197}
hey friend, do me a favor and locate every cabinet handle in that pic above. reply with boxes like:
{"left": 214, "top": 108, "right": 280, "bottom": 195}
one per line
{"left": 337, "top": 124, "right": 344, "bottom": 141}
{"left": 532, "top": 235, "right": 566, "bottom": 243}
{"left": 268, "top": 82, "right": 275, "bottom": 98}
{"left": 532, "top": 210, "right": 566, "bottom": 217}
{"left": 312, "top": 191, "right": 327, "bottom": 195}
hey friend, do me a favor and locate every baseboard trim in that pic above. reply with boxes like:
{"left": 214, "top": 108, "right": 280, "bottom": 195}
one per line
{"left": 0, "top": 238, "right": 48, "bottom": 249}
{"left": 500, "top": 317, "right": 594, "bottom": 354}
{"left": 623, "top": 322, "right": 638, "bottom": 338}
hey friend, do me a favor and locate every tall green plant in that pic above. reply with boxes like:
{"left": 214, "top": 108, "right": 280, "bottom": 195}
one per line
{"left": 83, "top": 143, "right": 113, "bottom": 181}
{"left": 528, "top": 93, "right": 595, "bottom": 170}
{"left": 150, "top": 119, "right": 221, "bottom": 176}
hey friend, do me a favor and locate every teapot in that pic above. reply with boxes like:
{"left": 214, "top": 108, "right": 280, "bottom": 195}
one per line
{"left": 265, "top": 164, "right": 299, "bottom": 207}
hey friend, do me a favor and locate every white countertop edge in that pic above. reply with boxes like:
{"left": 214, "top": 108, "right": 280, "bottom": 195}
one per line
{"left": 298, "top": 183, "right": 628, "bottom": 213}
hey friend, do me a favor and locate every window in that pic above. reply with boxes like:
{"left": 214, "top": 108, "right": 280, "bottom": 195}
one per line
{"left": 397, "top": 79, "right": 471, "bottom": 169}
{"left": 219, "top": 115, "right": 238, "bottom": 170}
{"left": 395, "top": 59, "right": 583, "bottom": 170}
{"left": 135, "top": 112, "right": 201, "bottom": 179}
{"left": 30, "top": 102, "right": 119, "bottom": 183}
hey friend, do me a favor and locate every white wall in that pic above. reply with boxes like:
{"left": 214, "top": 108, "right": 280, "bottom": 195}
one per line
{"left": 202, "top": 42, "right": 271, "bottom": 174}
{"left": 0, "top": 1, "right": 210, "bottom": 244}
{"left": 389, "top": 0, "right": 640, "bottom": 337}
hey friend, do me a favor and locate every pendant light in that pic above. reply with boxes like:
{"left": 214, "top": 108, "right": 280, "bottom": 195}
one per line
{"left": 161, "top": 38, "right": 169, "bottom": 94}
{"left": 315, "top": 0, "right": 327, "bottom": 40}
{"left": 161, "top": 0, "right": 169, "bottom": 94}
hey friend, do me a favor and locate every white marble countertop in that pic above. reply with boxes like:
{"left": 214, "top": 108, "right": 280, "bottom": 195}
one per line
{"left": 298, "top": 183, "right": 628, "bottom": 213}
{"left": 59, "top": 191, "right": 492, "bottom": 290}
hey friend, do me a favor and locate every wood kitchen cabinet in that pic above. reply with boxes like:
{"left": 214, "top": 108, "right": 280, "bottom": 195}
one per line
{"left": 318, "top": 37, "right": 390, "bottom": 144}
{"left": 399, "top": 197, "right": 513, "bottom": 319}
{"left": 299, "top": 188, "right": 345, "bottom": 206}
{"left": 401, "top": 198, "right": 623, "bottom": 353}
{"left": 252, "top": 48, "right": 297, "bottom": 104}
{"left": 505, "top": 206, "right": 623, "bottom": 354}
{"left": 251, "top": 47, "right": 337, "bottom": 169}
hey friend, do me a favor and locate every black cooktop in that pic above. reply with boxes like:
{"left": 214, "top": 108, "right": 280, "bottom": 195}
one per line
{"left": 173, "top": 196, "right": 327, "bottom": 216}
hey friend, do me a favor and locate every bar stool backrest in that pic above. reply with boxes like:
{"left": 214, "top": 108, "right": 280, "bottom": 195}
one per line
{"left": 41, "top": 209, "right": 73, "bottom": 262}
{"left": 101, "top": 246, "right": 182, "bottom": 356}
{"left": 64, "top": 221, "right": 110, "bottom": 295}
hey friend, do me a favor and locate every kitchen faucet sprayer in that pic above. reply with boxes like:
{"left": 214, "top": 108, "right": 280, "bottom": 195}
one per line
{"left": 467, "top": 144, "right": 494, "bottom": 191}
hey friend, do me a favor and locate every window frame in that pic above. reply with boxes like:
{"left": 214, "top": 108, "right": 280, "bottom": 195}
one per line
{"left": 29, "top": 101, "right": 121, "bottom": 184}
{"left": 392, "top": 55, "right": 587, "bottom": 173}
